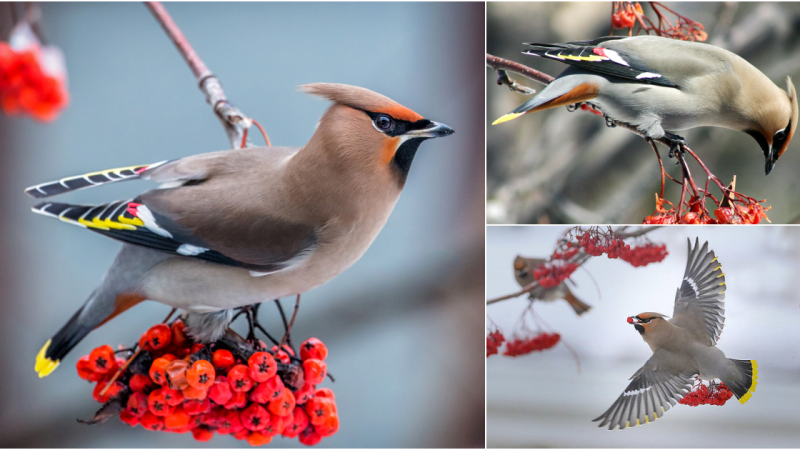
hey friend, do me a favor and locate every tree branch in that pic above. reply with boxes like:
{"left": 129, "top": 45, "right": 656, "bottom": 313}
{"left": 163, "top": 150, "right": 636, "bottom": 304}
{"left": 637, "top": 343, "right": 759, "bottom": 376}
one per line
{"left": 145, "top": 1, "right": 252, "bottom": 149}
{"left": 486, "top": 54, "right": 554, "bottom": 86}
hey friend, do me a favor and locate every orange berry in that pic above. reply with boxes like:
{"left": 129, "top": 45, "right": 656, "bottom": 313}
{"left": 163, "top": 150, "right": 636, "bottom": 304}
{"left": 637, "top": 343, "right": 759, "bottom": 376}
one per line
{"left": 119, "top": 409, "right": 139, "bottom": 427}
{"left": 146, "top": 324, "right": 172, "bottom": 350}
{"left": 93, "top": 380, "right": 124, "bottom": 403}
{"left": 295, "top": 384, "right": 315, "bottom": 405}
{"left": 148, "top": 389, "right": 174, "bottom": 417}
{"left": 182, "top": 383, "right": 208, "bottom": 401}
{"left": 129, "top": 373, "right": 155, "bottom": 393}
{"left": 303, "top": 359, "right": 327, "bottom": 385}
{"left": 164, "top": 405, "right": 191, "bottom": 431}
{"left": 298, "top": 426, "right": 322, "bottom": 446}
{"left": 315, "top": 414, "right": 339, "bottom": 437}
{"left": 192, "top": 427, "right": 214, "bottom": 441}
{"left": 208, "top": 376, "right": 233, "bottom": 405}
{"left": 228, "top": 364, "right": 253, "bottom": 392}
{"left": 300, "top": 338, "right": 328, "bottom": 361}
{"left": 212, "top": 349, "right": 235, "bottom": 370}
{"left": 162, "top": 386, "right": 184, "bottom": 406}
{"left": 305, "top": 397, "right": 336, "bottom": 426}
{"left": 127, "top": 392, "right": 149, "bottom": 417}
{"left": 149, "top": 357, "right": 172, "bottom": 385}
{"left": 248, "top": 352, "right": 277, "bottom": 382}
{"left": 246, "top": 431, "right": 273, "bottom": 446}
{"left": 241, "top": 403, "right": 270, "bottom": 431}
{"left": 186, "top": 360, "right": 216, "bottom": 390}
{"left": 88, "top": 345, "right": 117, "bottom": 374}
{"left": 268, "top": 388, "right": 296, "bottom": 417}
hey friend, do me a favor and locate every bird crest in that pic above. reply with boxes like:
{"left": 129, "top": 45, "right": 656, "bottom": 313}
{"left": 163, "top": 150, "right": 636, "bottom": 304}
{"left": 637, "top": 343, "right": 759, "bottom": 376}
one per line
{"left": 300, "top": 83, "right": 423, "bottom": 122}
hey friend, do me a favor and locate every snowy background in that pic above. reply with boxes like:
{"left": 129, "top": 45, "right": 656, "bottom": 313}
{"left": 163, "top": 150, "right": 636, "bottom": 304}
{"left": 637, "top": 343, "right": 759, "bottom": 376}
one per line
{"left": 487, "top": 226, "right": 800, "bottom": 447}
{"left": 0, "top": 3, "right": 485, "bottom": 447}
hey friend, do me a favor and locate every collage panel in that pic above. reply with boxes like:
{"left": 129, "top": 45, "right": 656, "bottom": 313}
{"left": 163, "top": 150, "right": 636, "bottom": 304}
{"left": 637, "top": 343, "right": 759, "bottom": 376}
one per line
{"left": 486, "top": 225, "right": 800, "bottom": 447}
{"left": 0, "top": 2, "right": 485, "bottom": 448}
{"left": 487, "top": 2, "right": 800, "bottom": 225}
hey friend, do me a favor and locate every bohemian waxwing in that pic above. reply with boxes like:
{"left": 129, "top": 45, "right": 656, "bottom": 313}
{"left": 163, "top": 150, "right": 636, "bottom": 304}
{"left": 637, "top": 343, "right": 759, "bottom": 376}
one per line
{"left": 27, "top": 83, "right": 454, "bottom": 377}
{"left": 493, "top": 36, "right": 799, "bottom": 175}
{"left": 594, "top": 238, "right": 757, "bottom": 430}
{"left": 513, "top": 255, "right": 591, "bottom": 315}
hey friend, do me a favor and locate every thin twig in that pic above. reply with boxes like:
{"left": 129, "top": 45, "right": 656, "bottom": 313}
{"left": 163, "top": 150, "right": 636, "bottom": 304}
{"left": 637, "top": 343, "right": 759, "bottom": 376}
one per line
{"left": 144, "top": 1, "right": 253, "bottom": 149}
{"left": 486, "top": 54, "right": 554, "bottom": 86}
{"left": 280, "top": 294, "right": 300, "bottom": 348}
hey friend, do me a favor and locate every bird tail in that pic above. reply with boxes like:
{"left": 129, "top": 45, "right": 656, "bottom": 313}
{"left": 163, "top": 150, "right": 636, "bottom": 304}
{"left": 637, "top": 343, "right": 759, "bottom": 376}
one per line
{"left": 563, "top": 289, "right": 591, "bottom": 316}
{"left": 24, "top": 161, "right": 169, "bottom": 199}
{"left": 492, "top": 75, "right": 600, "bottom": 125}
{"left": 35, "top": 288, "right": 145, "bottom": 378}
{"left": 721, "top": 359, "right": 758, "bottom": 404}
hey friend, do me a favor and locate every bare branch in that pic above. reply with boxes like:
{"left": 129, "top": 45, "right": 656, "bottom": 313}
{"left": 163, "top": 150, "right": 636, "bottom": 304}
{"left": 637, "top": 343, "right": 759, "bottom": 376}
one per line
{"left": 486, "top": 53, "right": 554, "bottom": 86}
{"left": 145, "top": 1, "right": 252, "bottom": 149}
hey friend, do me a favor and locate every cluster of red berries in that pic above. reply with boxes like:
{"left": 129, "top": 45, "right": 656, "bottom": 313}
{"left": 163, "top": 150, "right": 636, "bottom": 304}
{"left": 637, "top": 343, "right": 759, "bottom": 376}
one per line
{"left": 679, "top": 382, "right": 733, "bottom": 406}
{"left": 486, "top": 330, "right": 505, "bottom": 357}
{"left": 77, "top": 320, "right": 338, "bottom": 446}
{"left": 576, "top": 232, "right": 629, "bottom": 258}
{"left": 611, "top": 2, "right": 642, "bottom": 29}
{"left": 619, "top": 243, "right": 668, "bottom": 267}
{"left": 531, "top": 260, "right": 579, "bottom": 289}
{"left": 644, "top": 195, "right": 770, "bottom": 225}
{"left": 0, "top": 38, "right": 68, "bottom": 122}
{"left": 502, "top": 332, "right": 560, "bottom": 357}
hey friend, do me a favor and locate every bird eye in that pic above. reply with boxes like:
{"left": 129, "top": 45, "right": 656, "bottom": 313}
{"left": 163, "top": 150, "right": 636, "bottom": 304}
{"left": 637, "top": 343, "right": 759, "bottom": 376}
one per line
{"left": 375, "top": 115, "right": 394, "bottom": 132}
{"left": 775, "top": 130, "right": 786, "bottom": 141}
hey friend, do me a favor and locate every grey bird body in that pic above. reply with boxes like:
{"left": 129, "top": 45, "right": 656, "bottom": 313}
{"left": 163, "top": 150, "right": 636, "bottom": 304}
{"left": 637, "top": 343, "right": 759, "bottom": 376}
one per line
{"left": 593, "top": 238, "right": 757, "bottom": 430}
{"left": 30, "top": 83, "right": 454, "bottom": 376}
{"left": 495, "top": 36, "right": 798, "bottom": 174}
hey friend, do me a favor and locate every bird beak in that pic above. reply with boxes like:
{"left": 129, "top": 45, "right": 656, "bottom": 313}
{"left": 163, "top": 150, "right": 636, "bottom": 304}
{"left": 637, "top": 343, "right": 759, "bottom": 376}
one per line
{"left": 407, "top": 121, "right": 454, "bottom": 139}
{"left": 765, "top": 146, "right": 777, "bottom": 175}
{"left": 627, "top": 316, "right": 640, "bottom": 324}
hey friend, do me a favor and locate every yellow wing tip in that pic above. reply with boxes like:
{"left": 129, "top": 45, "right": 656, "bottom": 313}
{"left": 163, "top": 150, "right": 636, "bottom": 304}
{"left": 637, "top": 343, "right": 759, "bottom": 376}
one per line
{"left": 35, "top": 340, "right": 60, "bottom": 378}
{"left": 738, "top": 360, "right": 758, "bottom": 405}
{"left": 492, "top": 112, "right": 524, "bottom": 125}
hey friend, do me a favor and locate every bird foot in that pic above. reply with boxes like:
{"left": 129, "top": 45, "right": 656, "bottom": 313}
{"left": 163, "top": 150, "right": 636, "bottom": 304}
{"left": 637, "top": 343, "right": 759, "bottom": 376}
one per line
{"left": 665, "top": 132, "right": 687, "bottom": 159}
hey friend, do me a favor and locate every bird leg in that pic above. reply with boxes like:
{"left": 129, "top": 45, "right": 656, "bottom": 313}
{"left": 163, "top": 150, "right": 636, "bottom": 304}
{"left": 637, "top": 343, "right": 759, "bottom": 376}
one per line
{"left": 664, "top": 132, "right": 687, "bottom": 159}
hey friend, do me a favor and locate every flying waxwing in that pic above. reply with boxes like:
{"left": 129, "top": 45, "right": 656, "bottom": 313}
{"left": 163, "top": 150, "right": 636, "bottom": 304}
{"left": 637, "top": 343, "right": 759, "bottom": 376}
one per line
{"left": 493, "top": 36, "right": 799, "bottom": 175}
{"left": 594, "top": 238, "right": 757, "bottom": 430}
{"left": 513, "top": 255, "right": 591, "bottom": 315}
{"left": 28, "top": 83, "right": 454, "bottom": 377}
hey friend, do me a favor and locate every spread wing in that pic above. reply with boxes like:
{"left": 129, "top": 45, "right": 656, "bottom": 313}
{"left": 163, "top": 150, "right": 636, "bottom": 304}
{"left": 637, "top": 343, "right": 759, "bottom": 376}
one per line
{"left": 670, "top": 238, "right": 726, "bottom": 345}
{"left": 593, "top": 350, "right": 695, "bottom": 430}
{"left": 523, "top": 37, "right": 679, "bottom": 88}
{"left": 28, "top": 148, "right": 317, "bottom": 273}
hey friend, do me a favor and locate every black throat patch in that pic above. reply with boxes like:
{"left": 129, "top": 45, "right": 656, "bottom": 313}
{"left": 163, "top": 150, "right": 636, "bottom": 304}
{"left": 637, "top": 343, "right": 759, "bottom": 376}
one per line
{"left": 634, "top": 324, "right": 645, "bottom": 335}
{"left": 391, "top": 137, "right": 426, "bottom": 188}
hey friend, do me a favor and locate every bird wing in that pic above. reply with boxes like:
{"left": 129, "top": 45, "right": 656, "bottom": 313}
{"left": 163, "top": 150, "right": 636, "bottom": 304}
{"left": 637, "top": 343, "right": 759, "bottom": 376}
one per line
{"left": 30, "top": 148, "right": 318, "bottom": 273}
{"left": 670, "top": 238, "right": 726, "bottom": 346}
{"left": 523, "top": 37, "right": 679, "bottom": 88}
{"left": 593, "top": 350, "right": 695, "bottom": 430}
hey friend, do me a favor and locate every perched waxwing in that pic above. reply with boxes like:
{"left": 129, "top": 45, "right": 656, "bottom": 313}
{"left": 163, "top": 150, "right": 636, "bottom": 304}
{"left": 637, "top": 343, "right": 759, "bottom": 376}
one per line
{"left": 513, "top": 255, "right": 591, "bottom": 315}
{"left": 493, "top": 36, "right": 799, "bottom": 175}
{"left": 594, "top": 238, "right": 757, "bottom": 430}
{"left": 28, "top": 83, "right": 454, "bottom": 377}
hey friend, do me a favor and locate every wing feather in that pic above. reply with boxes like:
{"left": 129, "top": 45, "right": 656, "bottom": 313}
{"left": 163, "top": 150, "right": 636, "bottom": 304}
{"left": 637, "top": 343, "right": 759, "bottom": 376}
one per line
{"left": 671, "top": 238, "right": 726, "bottom": 345}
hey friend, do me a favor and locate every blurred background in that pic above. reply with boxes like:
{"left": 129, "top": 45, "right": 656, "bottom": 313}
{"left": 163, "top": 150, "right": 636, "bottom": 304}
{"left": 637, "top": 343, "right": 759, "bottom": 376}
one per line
{"left": 0, "top": 2, "right": 485, "bottom": 447}
{"left": 487, "top": 225, "right": 800, "bottom": 447}
{"left": 487, "top": 2, "right": 800, "bottom": 224}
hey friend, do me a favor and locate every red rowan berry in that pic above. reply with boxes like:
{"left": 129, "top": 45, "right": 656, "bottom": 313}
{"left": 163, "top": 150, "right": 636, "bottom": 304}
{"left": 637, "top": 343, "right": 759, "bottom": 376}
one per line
{"left": 192, "top": 426, "right": 214, "bottom": 442}
{"left": 186, "top": 359, "right": 215, "bottom": 390}
{"left": 241, "top": 403, "right": 270, "bottom": 431}
{"left": 228, "top": 364, "right": 253, "bottom": 392}
{"left": 212, "top": 349, "right": 235, "bottom": 370}
{"left": 303, "top": 359, "right": 327, "bottom": 386}
{"left": 248, "top": 352, "right": 277, "bottom": 383}
{"left": 89, "top": 345, "right": 117, "bottom": 374}
{"left": 300, "top": 338, "right": 328, "bottom": 361}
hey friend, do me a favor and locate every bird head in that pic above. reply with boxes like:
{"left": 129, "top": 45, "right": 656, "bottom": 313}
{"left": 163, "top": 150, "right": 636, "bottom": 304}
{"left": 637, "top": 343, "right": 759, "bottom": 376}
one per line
{"left": 513, "top": 255, "right": 528, "bottom": 275}
{"left": 300, "top": 83, "right": 454, "bottom": 187}
{"left": 746, "top": 76, "right": 798, "bottom": 175}
{"left": 627, "top": 312, "right": 668, "bottom": 335}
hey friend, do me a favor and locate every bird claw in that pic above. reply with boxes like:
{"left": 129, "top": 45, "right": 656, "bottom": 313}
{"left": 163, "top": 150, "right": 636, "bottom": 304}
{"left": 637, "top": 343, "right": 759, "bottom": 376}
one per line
{"left": 665, "top": 133, "right": 687, "bottom": 159}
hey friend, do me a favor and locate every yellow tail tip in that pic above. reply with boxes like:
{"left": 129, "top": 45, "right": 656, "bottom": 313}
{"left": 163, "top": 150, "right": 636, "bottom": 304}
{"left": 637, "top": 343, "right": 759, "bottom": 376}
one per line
{"left": 35, "top": 340, "right": 60, "bottom": 378}
{"left": 738, "top": 360, "right": 758, "bottom": 404}
{"left": 492, "top": 112, "right": 524, "bottom": 125}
